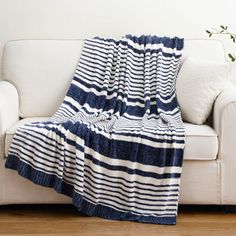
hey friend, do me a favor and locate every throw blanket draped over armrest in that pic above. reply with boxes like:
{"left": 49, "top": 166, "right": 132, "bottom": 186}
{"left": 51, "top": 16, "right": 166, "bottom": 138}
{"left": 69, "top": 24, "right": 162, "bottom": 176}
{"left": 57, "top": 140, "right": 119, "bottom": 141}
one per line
{"left": 5, "top": 35, "right": 185, "bottom": 225}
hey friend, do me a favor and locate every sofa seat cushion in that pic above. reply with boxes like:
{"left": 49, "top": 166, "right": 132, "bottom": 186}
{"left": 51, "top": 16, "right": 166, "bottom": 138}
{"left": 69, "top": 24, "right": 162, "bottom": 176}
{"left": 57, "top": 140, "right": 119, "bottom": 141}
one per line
{"left": 4, "top": 118, "right": 218, "bottom": 160}
{"left": 183, "top": 123, "right": 218, "bottom": 160}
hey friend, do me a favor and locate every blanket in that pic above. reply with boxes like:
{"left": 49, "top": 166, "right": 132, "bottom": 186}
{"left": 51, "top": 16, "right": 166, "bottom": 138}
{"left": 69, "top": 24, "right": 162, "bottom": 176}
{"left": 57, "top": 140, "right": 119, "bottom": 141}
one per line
{"left": 5, "top": 35, "right": 185, "bottom": 225}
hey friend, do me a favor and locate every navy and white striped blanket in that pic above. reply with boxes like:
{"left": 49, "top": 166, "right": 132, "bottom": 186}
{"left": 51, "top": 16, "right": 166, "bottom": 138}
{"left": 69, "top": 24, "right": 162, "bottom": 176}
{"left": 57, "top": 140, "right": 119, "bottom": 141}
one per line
{"left": 6, "top": 35, "right": 185, "bottom": 225}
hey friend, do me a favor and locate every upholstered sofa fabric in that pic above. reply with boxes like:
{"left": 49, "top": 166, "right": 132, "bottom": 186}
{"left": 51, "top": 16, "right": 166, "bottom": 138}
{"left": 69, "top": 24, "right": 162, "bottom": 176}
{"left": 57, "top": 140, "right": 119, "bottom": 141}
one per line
{"left": 0, "top": 81, "right": 19, "bottom": 158}
{"left": 213, "top": 86, "right": 236, "bottom": 204}
{"left": 176, "top": 57, "right": 229, "bottom": 124}
{"left": 3, "top": 40, "right": 84, "bottom": 118}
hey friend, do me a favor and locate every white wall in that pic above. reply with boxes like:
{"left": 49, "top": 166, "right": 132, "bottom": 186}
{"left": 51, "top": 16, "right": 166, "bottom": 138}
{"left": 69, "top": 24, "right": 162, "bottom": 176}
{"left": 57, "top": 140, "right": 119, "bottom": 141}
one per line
{"left": 1, "top": 0, "right": 236, "bottom": 79}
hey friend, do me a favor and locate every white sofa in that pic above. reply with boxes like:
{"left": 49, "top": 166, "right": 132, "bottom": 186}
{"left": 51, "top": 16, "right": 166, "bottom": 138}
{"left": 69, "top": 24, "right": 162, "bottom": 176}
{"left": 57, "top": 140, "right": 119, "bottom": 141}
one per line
{"left": 1, "top": 39, "right": 236, "bottom": 205}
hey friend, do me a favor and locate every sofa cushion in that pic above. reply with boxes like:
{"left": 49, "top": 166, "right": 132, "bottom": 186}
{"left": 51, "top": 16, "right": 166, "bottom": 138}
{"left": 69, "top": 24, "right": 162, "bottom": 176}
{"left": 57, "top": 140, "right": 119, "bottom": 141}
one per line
{"left": 3, "top": 40, "right": 84, "bottom": 118}
{"left": 176, "top": 57, "right": 229, "bottom": 124}
{"left": 183, "top": 123, "right": 218, "bottom": 160}
{"left": 4, "top": 117, "right": 218, "bottom": 160}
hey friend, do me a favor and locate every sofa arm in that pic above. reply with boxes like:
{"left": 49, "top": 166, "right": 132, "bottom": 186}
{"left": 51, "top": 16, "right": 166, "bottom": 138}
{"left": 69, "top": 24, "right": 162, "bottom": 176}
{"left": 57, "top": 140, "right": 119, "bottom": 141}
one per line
{"left": 0, "top": 81, "right": 19, "bottom": 158}
{"left": 213, "top": 82, "right": 236, "bottom": 204}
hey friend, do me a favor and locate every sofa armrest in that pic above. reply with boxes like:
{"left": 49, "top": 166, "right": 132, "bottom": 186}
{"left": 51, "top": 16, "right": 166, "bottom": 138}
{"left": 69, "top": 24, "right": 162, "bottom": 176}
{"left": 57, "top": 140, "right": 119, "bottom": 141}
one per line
{"left": 0, "top": 81, "right": 19, "bottom": 158}
{"left": 213, "top": 82, "right": 236, "bottom": 204}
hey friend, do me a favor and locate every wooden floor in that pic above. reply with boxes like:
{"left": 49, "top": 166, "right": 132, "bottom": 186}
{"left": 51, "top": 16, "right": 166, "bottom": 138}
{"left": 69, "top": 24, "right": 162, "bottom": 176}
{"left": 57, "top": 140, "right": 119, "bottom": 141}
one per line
{"left": 0, "top": 205, "right": 236, "bottom": 236}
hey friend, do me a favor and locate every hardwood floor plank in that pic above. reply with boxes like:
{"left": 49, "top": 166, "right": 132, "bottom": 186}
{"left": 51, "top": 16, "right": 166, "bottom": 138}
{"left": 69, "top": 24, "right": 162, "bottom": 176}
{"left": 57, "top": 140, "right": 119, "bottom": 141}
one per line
{"left": 0, "top": 205, "right": 236, "bottom": 236}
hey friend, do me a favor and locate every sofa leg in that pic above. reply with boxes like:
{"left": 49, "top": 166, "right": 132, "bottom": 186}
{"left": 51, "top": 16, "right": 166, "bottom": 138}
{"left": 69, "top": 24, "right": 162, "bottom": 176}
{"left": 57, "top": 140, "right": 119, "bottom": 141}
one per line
{"left": 223, "top": 205, "right": 236, "bottom": 213}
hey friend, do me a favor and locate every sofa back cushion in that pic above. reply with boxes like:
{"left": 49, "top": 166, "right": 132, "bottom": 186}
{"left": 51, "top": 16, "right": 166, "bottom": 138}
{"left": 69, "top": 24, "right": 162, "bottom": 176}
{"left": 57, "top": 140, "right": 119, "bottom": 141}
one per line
{"left": 2, "top": 39, "right": 226, "bottom": 118}
{"left": 3, "top": 40, "right": 83, "bottom": 118}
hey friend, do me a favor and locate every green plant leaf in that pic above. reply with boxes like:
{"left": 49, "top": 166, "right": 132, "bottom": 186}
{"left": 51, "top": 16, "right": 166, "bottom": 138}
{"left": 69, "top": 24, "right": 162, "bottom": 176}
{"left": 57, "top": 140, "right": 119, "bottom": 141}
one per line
{"left": 228, "top": 53, "right": 236, "bottom": 62}
{"left": 205, "top": 26, "right": 235, "bottom": 59}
